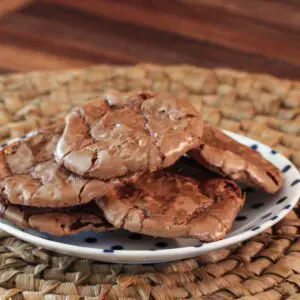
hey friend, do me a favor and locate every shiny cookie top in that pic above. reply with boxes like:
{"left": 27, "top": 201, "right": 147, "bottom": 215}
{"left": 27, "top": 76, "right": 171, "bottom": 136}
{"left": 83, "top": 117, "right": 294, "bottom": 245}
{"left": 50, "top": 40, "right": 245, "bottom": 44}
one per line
{"left": 189, "top": 125, "right": 284, "bottom": 193}
{"left": 55, "top": 91, "right": 203, "bottom": 180}
{"left": 96, "top": 157, "right": 244, "bottom": 242}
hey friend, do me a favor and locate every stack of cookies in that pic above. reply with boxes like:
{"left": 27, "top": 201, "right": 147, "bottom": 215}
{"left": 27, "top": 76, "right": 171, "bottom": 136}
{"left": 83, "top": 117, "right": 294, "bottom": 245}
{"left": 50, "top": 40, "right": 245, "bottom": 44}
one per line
{"left": 0, "top": 91, "right": 283, "bottom": 242}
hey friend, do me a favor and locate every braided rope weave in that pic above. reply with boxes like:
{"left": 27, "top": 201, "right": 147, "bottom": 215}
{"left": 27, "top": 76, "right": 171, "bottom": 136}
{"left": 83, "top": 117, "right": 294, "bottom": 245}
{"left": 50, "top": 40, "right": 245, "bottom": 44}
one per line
{"left": 0, "top": 64, "right": 299, "bottom": 299}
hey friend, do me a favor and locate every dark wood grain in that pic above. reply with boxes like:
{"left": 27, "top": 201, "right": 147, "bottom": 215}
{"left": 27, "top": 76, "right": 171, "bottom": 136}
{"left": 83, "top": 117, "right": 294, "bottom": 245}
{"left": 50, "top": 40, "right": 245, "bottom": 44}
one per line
{"left": 0, "top": 0, "right": 299, "bottom": 78}
{"left": 53, "top": 0, "right": 300, "bottom": 63}
{"left": 0, "top": 0, "right": 34, "bottom": 18}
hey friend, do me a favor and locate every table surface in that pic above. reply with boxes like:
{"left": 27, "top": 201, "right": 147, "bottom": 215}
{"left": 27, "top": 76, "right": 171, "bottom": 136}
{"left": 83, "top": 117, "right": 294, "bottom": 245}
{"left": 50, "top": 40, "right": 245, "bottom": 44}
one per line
{"left": 0, "top": 0, "right": 300, "bottom": 79}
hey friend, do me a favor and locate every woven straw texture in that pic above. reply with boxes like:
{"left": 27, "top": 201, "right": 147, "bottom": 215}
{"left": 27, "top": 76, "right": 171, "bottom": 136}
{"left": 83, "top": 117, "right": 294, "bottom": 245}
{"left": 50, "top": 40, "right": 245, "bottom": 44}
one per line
{"left": 0, "top": 64, "right": 299, "bottom": 299}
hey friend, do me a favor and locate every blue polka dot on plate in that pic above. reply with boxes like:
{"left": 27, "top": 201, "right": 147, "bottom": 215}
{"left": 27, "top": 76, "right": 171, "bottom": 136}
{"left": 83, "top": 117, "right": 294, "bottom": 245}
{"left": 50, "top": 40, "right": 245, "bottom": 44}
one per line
{"left": 111, "top": 245, "right": 124, "bottom": 250}
{"left": 103, "top": 249, "right": 114, "bottom": 253}
{"left": 85, "top": 237, "right": 97, "bottom": 243}
{"left": 276, "top": 196, "right": 287, "bottom": 204}
{"left": 245, "top": 226, "right": 255, "bottom": 232}
{"left": 251, "top": 144, "right": 258, "bottom": 151}
{"left": 282, "top": 165, "right": 291, "bottom": 173}
{"left": 252, "top": 226, "right": 260, "bottom": 231}
{"left": 291, "top": 179, "right": 300, "bottom": 186}
{"left": 235, "top": 216, "right": 247, "bottom": 221}
{"left": 261, "top": 212, "right": 272, "bottom": 219}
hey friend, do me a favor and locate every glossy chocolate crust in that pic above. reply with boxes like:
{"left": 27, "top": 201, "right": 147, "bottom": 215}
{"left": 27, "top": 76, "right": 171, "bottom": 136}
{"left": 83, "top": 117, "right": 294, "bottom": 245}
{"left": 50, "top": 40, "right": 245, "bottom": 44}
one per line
{"left": 55, "top": 91, "right": 203, "bottom": 180}
{"left": 0, "top": 123, "right": 130, "bottom": 207}
{"left": 189, "top": 125, "right": 283, "bottom": 193}
{"left": 0, "top": 201, "right": 114, "bottom": 236}
{"left": 96, "top": 157, "right": 244, "bottom": 242}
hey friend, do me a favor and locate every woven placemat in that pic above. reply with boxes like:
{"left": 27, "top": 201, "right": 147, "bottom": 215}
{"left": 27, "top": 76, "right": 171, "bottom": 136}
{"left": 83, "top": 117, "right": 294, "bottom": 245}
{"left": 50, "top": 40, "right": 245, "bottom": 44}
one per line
{"left": 0, "top": 64, "right": 299, "bottom": 299}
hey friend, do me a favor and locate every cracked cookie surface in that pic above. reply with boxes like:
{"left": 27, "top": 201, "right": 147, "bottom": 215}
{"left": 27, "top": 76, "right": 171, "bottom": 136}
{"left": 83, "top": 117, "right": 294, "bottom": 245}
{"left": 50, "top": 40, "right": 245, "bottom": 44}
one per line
{"left": 189, "top": 125, "right": 283, "bottom": 193}
{"left": 55, "top": 91, "right": 203, "bottom": 180}
{"left": 96, "top": 157, "right": 244, "bottom": 241}
{"left": 0, "top": 123, "right": 128, "bottom": 207}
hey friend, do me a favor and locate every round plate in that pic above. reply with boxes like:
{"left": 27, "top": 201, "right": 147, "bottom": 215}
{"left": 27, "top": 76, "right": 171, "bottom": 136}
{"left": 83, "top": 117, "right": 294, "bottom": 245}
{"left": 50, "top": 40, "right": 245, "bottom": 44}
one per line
{"left": 0, "top": 131, "right": 299, "bottom": 264}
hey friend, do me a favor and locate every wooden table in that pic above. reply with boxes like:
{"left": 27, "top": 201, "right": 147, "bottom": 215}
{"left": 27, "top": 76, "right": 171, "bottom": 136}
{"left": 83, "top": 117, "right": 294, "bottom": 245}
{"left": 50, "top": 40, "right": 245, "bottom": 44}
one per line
{"left": 0, "top": 0, "right": 299, "bottom": 78}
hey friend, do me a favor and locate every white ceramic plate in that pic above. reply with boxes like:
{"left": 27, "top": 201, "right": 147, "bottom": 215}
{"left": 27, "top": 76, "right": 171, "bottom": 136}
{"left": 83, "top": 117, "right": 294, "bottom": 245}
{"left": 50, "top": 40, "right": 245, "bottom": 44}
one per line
{"left": 0, "top": 131, "right": 299, "bottom": 264}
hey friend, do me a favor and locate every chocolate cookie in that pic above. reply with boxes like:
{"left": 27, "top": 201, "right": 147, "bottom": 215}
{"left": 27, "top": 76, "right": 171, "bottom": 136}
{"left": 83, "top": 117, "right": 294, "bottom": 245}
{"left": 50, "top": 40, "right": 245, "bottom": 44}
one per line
{"left": 0, "top": 201, "right": 114, "bottom": 236}
{"left": 96, "top": 157, "right": 244, "bottom": 241}
{"left": 55, "top": 91, "right": 203, "bottom": 180}
{"left": 189, "top": 125, "right": 283, "bottom": 193}
{"left": 0, "top": 123, "right": 128, "bottom": 207}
